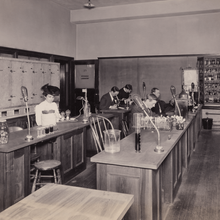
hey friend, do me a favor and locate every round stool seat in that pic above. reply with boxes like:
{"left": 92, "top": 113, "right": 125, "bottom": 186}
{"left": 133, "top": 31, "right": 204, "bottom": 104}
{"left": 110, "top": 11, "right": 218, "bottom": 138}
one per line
{"left": 34, "top": 160, "right": 61, "bottom": 171}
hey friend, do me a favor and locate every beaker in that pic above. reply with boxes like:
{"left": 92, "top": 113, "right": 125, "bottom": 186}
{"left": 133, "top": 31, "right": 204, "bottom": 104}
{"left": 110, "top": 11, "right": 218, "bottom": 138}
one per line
{"left": 103, "top": 129, "right": 121, "bottom": 153}
{"left": 133, "top": 113, "right": 144, "bottom": 129}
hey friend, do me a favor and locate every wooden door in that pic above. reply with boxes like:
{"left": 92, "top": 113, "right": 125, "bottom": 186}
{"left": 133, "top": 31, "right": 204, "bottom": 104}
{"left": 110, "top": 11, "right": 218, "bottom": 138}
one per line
{"left": 0, "top": 59, "right": 11, "bottom": 108}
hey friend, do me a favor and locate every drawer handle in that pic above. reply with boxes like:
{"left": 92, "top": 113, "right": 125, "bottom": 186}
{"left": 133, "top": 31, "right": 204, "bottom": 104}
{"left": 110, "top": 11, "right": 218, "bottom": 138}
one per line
{"left": 206, "top": 112, "right": 220, "bottom": 115}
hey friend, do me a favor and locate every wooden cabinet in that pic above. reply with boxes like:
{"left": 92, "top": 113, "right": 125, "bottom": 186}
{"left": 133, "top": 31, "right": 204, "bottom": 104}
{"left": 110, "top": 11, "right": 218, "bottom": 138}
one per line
{"left": 97, "top": 165, "right": 144, "bottom": 220}
{"left": 198, "top": 56, "right": 220, "bottom": 106}
{"left": 41, "top": 63, "right": 51, "bottom": 86}
{"left": 32, "top": 62, "right": 44, "bottom": 104}
{"left": 0, "top": 57, "right": 60, "bottom": 112}
{"left": 10, "top": 60, "right": 24, "bottom": 107}
{"left": 51, "top": 63, "right": 60, "bottom": 88}
{"left": 21, "top": 62, "right": 34, "bottom": 105}
{"left": 0, "top": 147, "right": 31, "bottom": 212}
{"left": 92, "top": 107, "right": 203, "bottom": 220}
{"left": 96, "top": 133, "right": 185, "bottom": 220}
{"left": 0, "top": 59, "right": 12, "bottom": 108}
{"left": 0, "top": 128, "right": 86, "bottom": 212}
{"left": 30, "top": 127, "right": 86, "bottom": 184}
{"left": 0, "top": 114, "right": 116, "bottom": 212}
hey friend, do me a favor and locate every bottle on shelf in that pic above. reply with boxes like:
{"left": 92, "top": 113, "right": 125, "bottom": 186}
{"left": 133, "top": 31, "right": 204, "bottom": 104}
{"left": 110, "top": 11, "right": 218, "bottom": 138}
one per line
{"left": 188, "top": 95, "right": 193, "bottom": 112}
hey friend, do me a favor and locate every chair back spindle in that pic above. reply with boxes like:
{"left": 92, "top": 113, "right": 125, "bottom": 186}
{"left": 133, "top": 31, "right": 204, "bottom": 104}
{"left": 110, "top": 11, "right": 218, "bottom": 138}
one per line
{"left": 122, "top": 119, "right": 129, "bottom": 137}
{"left": 89, "top": 115, "right": 116, "bottom": 153}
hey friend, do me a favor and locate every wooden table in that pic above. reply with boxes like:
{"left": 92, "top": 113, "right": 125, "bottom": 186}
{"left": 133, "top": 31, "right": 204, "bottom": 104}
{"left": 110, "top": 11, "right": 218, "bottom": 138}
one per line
{"left": 100, "top": 108, "right": 131, "bottom": 137}
{"left": 0, "top": 184, "right": 134, "bottom": 220}
{"left": 91, "top": 106, "right": 203, "bottom": 220}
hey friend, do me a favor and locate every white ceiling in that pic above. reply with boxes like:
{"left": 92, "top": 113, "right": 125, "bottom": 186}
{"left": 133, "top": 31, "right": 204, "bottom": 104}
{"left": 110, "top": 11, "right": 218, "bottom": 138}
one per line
{"left": 49, "top": 0, "right": 166, "bottom": 10}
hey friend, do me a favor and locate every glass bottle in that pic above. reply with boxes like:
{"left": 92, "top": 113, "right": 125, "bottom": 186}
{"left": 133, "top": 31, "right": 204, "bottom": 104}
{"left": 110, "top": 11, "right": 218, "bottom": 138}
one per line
{"left": 188, "top": 95, "right": 193, "bottom": 111}
{"left": 84, "top": 100, "right": 89, "bottom": 118}
{"left": 0, "top": 119, "right": 9, "bottom": 144}
{"left": 87, "top": 102, "right": 91, "bottom": 115}
{"left": 179, "top": 85, "right": 188, "bottom": 99}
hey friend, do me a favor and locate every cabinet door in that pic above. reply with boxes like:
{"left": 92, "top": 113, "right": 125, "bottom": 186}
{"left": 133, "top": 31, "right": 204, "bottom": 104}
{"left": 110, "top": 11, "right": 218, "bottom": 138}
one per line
{"left": 32, "top": 63, "right": 44, "bottom": 104}
{"left": 50, "top": 64, "right": 60, "bottom": 103}
{"left": 10, "top": 60, "right": 23, "bottom": 107}
{"left": 60, "top": 128, "right": 86, "bottom": 183}
{"left": 97, "top": 164, "right": 143, "bottom": 220}
{"left": 50, "top": 63, "right": 60, "bottom": 88}
{"left": 21, "top": 62, "right": 33, "bottom": 105}
{"left": 41, "top": 63, "right": 51, "bottom": 86}
{"left": 0, "top": 59, "right": 11, "bottom": 108}
{"left": 1, "top": 148, "right": 30, "bottom": 211}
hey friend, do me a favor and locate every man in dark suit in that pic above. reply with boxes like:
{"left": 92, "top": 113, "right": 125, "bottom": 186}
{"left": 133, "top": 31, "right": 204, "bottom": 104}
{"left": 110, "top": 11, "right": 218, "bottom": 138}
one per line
{"left": 99, "top": 86, "right": 120, "bottom": 110}
{"left": 117, "top": 84, "right": 132, "bottom": 106}
{"left": 151, "top": 88, "right": 174, "bottom": 116}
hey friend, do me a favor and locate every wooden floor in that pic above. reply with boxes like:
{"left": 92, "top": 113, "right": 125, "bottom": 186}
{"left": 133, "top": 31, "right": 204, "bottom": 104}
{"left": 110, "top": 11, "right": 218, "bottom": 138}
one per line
{"left": 165, "top": 129, "right": 220, "bottom": 220}
{"left": 67, "top": 129, "right": 220, "bottom": 220}
{"left": 66, "top": 157, "right": 96, "bottom": 189}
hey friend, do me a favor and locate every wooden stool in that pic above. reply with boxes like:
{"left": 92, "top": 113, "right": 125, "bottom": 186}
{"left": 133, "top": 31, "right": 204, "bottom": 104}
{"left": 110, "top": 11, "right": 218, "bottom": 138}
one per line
{"left": 30, "top": 153, "right": 41, "bottom": 180}
{"left": 30, "top": 144, "right": 41, "bottom": 180}
{"left": 31, "top": 160, "right": 62, "bottom": 193}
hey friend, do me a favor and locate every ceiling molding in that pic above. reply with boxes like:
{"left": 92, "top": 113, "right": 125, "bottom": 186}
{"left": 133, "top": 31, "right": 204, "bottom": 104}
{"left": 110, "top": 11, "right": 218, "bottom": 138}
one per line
{"left": 71, "top": 0, "right": 220, "bottom": 24}
{"left": 71, "top": 9, "right": 220, "bottom": 24}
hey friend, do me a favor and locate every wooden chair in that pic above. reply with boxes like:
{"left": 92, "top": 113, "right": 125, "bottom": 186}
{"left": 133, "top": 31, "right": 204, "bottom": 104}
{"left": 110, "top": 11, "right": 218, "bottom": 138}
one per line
{"left": 88, "top": 115, "right": 116, "bottom": 153}
{"left": 122, "top": 119, "right": 129, "bottom": 137}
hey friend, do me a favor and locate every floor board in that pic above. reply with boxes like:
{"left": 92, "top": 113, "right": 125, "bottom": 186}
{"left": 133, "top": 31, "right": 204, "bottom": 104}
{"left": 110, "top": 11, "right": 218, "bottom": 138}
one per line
{"left": 66, "top": 157, "right": 96, "bottom": 189}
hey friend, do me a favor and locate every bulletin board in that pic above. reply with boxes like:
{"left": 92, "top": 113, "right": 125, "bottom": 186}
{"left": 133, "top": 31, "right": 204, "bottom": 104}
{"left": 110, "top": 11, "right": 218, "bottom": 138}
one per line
{"left": 75, "top": 64, "right": 95, "bottom": 88}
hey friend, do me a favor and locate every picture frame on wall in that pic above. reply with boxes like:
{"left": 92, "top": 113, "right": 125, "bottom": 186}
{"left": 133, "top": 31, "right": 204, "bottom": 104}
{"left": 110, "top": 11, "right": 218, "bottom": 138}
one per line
{"left": 75, "top": 64, "right": 95, "bottom": 89}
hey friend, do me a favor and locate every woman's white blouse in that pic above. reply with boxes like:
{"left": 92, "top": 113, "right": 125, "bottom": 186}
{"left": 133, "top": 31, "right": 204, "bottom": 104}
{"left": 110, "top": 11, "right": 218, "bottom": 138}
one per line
{"left": 35, "top": 100, "right": 60, "bottom": 126}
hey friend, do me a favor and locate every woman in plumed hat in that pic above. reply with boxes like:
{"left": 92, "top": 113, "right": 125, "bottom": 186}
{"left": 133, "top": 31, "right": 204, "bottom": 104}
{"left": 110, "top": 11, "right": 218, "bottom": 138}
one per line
{"left": 35, "top": 84, "right": 61, "bottom": 126}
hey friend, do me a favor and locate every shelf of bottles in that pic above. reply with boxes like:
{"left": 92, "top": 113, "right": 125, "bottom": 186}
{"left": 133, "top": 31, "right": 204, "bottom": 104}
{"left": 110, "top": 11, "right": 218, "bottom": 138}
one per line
{"left": 197, "top": 56, "right": 220, "bottom": 105}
